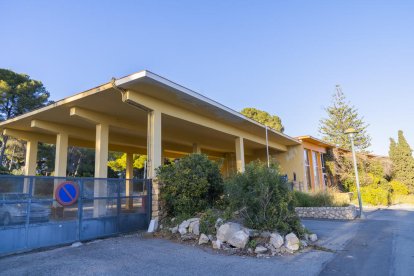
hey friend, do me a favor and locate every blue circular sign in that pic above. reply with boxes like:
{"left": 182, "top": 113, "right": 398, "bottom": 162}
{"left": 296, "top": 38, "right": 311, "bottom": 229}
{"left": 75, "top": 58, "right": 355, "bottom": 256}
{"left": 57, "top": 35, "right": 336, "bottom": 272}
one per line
{"left": 55, "top": 181, "right": 79, "bottom": 206}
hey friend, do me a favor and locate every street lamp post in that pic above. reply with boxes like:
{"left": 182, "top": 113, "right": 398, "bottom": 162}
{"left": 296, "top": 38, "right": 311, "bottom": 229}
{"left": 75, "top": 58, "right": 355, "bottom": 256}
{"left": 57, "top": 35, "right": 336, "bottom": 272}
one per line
{"left": 345, "top": 128, "right": 364, "bottom": 218}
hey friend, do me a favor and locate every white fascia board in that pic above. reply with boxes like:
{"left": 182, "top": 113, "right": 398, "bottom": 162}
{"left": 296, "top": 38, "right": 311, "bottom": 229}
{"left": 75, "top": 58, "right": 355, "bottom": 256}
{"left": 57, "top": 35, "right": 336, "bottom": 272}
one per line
{"left": 115, "top": 70, "right": 300, "bottom": 145}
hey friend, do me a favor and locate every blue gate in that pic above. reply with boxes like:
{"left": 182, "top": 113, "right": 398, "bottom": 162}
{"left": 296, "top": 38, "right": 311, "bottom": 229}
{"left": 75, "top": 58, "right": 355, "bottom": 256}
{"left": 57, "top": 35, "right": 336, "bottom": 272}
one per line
{"left": 0, "top": 176, "right": 152, "bottom": 256}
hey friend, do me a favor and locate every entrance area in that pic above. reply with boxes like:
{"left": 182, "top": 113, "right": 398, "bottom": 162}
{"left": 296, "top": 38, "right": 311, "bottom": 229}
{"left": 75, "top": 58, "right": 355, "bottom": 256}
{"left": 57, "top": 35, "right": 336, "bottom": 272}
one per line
{"left": 0, "top": 175, "right": 151, "bottom": 256}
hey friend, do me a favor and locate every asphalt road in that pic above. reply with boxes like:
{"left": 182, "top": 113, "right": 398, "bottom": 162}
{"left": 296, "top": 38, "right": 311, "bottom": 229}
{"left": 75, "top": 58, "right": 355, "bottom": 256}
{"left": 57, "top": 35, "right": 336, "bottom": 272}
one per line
{"left": 0, "top": 208, "right": 413, "bottom": 276}
{"left": 320, "top": 208, "right": 414, "bottom": 276}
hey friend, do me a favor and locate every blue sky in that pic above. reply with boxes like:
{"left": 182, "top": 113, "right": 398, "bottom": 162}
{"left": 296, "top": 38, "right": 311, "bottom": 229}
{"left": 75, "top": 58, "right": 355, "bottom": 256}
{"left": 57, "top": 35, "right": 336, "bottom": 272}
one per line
{"left": 1, "top": 1, "right": 413, "bottom": 155}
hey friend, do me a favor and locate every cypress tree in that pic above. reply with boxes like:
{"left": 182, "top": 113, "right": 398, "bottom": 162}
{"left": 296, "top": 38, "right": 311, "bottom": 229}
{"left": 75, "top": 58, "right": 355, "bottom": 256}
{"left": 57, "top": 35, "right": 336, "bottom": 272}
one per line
{"left": 389, "top": 130, "right": 414, "bottom": 191}
{"left": 319, "top": 85, "right": 371, "bottom": 151}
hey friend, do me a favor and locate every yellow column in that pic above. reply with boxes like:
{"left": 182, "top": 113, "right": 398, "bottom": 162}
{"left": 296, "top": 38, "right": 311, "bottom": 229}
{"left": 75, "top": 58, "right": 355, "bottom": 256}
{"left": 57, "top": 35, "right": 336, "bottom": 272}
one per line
{"left": 126, "top": 152, "right": 134, "bottom": 209}
{"left": 235, "top": 137, "right": 245, "bottom": 173}
{"left": 53, "top": 133, "right": 68, "bottom": 208}
{"left": 54, "top": 133, "right": 68, "bottom": 177}
{"left": 147, "top": 110, "right": 162, "bottom": 220}
{"left": 192, "top": 143, "right": 201, "bottom": 154}
{"left": 23, "top": 139, "right": 38, "bottom": 193}
{"left": 147, "top": 110, "right": 162, "bottom": 179}
{"left": 94, "top": 123, "right": 109, "bottom": 217}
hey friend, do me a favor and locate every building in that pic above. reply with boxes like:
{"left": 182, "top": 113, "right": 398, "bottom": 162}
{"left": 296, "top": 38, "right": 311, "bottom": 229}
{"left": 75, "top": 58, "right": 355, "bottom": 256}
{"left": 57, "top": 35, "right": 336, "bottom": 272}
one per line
{"left": 296, "top": 136, "right": 335, "bottom": 192}
{"left": 0, "top": 70, "right": 308, "bottom": 220}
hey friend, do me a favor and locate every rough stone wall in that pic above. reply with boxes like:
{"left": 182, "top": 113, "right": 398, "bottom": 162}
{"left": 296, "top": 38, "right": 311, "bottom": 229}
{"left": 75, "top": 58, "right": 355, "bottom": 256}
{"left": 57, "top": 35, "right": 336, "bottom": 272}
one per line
{"left": 295, "top": 205, "right": 357, "bottom": 220}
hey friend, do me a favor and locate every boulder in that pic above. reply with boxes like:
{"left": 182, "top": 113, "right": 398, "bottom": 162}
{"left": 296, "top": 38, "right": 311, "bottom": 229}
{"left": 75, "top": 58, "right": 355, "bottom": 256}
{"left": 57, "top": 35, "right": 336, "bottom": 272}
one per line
{"left": 254, "top": 245, "right": 268, "bottom": 254}
{"left": 178, "top": 220, "right": 191, "bottom": 235}
{"left": 284, "top": 233, "right": 300, "bottom": 251}
{"left": 309, "top": 234, "right": 318, "bottom": 242}
{"left": 300, "top": 240, "right": 308, "bottom": 248}
{"left": 243, "top": 228, "right": 259, "bottom": 238}
{"left": 269, "top": 233, "right": 284, "bottom": 249}
{"left": 199, "top": 234, "right": 210, "bottom": 245}
{"left": 215, "top": 218, "right": 224, "bottom": 230}
{"left": 212, "top": 240, "right": 222, "bottom": 249}
{"left": 189, "top": 220, "right": 200, "bottom": 236}
{"left": 170, "top": 226, "right": 178, "bottom": 234}
{"left": 217, "top": 222, "right": 242, "bottom": 242}
{"left": 227, "top": 230, "right": 249, "bottom": 249}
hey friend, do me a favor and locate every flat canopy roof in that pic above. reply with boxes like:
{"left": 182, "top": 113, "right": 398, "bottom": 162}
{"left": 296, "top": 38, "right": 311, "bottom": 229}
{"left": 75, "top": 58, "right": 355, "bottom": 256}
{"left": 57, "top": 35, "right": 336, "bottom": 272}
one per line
{"left": 0, "top": 70, "right": 300, "bottom": 154}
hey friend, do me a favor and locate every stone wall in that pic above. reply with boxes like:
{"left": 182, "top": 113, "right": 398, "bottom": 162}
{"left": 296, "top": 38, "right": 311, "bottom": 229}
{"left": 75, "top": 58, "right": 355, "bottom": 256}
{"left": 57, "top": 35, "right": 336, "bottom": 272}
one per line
{"left": 295, "top": 205, "right": 357, "bottom": 220}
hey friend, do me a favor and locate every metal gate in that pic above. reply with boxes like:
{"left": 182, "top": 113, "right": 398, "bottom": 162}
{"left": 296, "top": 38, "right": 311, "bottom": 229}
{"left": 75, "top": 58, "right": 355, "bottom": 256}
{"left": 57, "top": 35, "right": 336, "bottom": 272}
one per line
{"left": 0, "top": 176, "right": 152, "bottom": 256}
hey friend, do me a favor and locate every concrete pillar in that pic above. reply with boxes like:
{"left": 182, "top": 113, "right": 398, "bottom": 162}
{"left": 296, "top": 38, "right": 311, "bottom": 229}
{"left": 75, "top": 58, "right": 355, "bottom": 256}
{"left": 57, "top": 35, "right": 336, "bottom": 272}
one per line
{"left": 235, "top": 137, "right": 245, "bottom": 173}
{"left": 192, "top": 143, "right": 201, "bottom": 154}
{"left": 53, "top": 133, "right": 68, "bottom": 207}
{"left": 126, "top": 153, "right": 134, "bottom": 209}
{"left": 147, "top": 110, "right": 162, "bottom": 179}
{"left": 147, "top": 110, "right": 162, "bottom": 219}
{"left": 54, "top": 133, "right": 68, "bottom": 177}
{"left": 23, "top": 139, "right": 38, "bottom": 193}
{"left": 94, "top": 123, "right": 109, "bottom": 217}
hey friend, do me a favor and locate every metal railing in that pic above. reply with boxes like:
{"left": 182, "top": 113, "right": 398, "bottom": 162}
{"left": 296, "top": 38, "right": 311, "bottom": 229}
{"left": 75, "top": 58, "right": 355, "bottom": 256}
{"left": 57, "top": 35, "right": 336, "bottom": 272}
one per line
{"left": 0, "top": 175, "right": 152, "bottom": 256}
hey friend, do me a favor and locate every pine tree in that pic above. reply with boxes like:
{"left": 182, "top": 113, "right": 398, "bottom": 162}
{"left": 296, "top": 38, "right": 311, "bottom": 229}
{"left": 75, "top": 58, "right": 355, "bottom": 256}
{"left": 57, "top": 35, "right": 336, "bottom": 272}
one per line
{"left": 319, "top": 85, "right": 371, "bottom": 151}
{"left": 389, "top": 130, "right": 414, "bottom": 191}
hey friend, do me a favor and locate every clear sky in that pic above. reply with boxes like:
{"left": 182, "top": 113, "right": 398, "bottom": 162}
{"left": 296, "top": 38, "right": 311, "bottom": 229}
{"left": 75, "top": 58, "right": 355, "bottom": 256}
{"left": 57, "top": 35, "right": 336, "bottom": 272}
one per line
{"left": 1, "top": 1, "right": 413, "bottom": 155}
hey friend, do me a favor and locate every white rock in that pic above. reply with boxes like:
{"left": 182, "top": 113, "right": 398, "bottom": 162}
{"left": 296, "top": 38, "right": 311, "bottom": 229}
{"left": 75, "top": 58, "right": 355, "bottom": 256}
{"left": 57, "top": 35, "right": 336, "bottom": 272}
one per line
{"left": 215, "top": 218, "right": 224, "bottom": 230}
{"left": 71, "top": 242, "right": 82, "bottom": 248}
{"left": 170, "top": 226, "right": 178, "bottom": 234}
{"left": 198, "top": 234, "right": 210, "bottom": 245}
{"left": 254, "top": 245, "right": 268, "bottom": 254}
{"left": 309, "top": 234, "right": 318, "bottom": 242}
{"left": 208, "top": 235, "right": 214, "bottom": 241}
{"left": 227, "top": 230, "right": 249, "bottom": 249}
{"left": 217, "top": 222, "right": 242, "bottom": 242}
{"left": 300, "top": 240, "right": 308, "bottom": 248}
{"left": 212, "top": 239, "right": 222, "bottom": 249}
{"left": 189, "top": 220, "right": 200, "bottom": 236}
{"left": 270, "top": 233, "right": 284, "bottom": 249}
{"left": 284, "top": 233, "right": 300, "bottom": 251}
{"left": 147, "top": 219, "right": 158, "bottom": 233}
{"left": 178, "top": 220, "right": 191, "bottom": 235}
{"left": 243, "top": 228, "right": 259, "bottom": 237}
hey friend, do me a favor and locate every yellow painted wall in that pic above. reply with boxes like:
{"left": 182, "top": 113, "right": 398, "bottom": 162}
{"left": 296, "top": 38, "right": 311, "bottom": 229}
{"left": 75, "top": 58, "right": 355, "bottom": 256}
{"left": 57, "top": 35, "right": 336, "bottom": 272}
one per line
{"left": 274, "top": 145, "right": 305, "bottom": 185}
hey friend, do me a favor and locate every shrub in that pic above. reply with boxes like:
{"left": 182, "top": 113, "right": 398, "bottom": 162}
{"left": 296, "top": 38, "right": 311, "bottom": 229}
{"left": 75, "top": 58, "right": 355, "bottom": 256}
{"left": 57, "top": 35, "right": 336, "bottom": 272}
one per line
{"left": 199, "top": 209, "right": 220, "bottom": 235}
{"left": 156, "top": 154, "right": 223, "bottom": 218}
{"left": 390, "top": 181, "right": 409, "bottom": 196}
{"left": 224, "top": 161, "right": 303, "bottom": 236}
{"left": 358, "top": 185, "right": 390, "bottom": 206}
{"left": 293, "top": 191, "right": 349, "bottom": 207}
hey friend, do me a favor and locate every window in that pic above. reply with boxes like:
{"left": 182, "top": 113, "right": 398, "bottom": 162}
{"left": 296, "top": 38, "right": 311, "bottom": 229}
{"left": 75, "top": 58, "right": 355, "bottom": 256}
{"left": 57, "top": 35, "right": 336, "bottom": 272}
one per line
{"left": 312, "top": 151, "right": 320, "bottom": 191}
{"left": 304, "top": 150, "right": 312, "bottom": 191}
{"left": 321, "top": 154, "right": 327, "bottom": 189}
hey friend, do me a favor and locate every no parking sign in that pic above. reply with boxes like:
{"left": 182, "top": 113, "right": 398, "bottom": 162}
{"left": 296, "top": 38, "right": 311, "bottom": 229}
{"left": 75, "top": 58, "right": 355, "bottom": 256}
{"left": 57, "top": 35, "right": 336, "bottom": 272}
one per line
{"left": 55, "top": 181, "right": 80, "bottom": 206}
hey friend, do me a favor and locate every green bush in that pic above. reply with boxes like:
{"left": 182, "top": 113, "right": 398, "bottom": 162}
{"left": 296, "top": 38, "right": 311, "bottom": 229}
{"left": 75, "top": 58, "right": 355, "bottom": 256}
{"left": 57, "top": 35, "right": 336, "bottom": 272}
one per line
{"left": 224, "top": 161, "right": 303, "bottom": 236}
{"left": 199, "top": 209, "right": 220, "bottom": 235}
{"left": 156, "top": 154, "right": 223, "bottom": 218}
{"left": 294, "top": 191, "right": 337, "bottom": 207}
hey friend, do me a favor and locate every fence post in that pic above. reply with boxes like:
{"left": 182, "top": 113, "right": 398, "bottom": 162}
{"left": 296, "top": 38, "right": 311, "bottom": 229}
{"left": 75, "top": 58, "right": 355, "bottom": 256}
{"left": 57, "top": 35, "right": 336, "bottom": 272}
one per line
{"left": 117, "top": 179, "right": 121, "bottom": 233}
{"left": 78, "top": 179, "right": 84, "bottom": 241}
{"left": 24, "top": 176, "right": 34, "bottom": 249}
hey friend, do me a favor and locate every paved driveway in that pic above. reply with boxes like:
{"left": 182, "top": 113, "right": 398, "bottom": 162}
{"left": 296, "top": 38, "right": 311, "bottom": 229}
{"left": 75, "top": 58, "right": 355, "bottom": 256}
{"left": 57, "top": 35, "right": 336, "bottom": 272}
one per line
{"left": 0, "top": 217, "right": 360, "bottom": 276}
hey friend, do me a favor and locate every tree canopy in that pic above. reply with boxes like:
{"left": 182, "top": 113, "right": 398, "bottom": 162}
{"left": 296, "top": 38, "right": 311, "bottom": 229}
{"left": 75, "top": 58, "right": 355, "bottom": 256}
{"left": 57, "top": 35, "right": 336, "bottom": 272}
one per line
{"left": 0, "top": 69, "right": 51, "bottom": 165}
{"left": 319, "top": 85, "right": 371, "bottom": 151}
{"left": 389, "top": 130, "right": 414, "bottom": 192}
{"left": 241, "top": 107, "right": 284, "bottom": 132}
